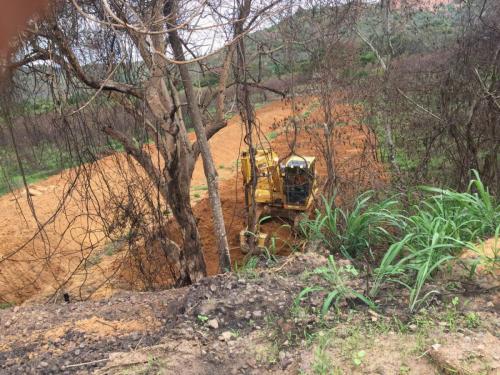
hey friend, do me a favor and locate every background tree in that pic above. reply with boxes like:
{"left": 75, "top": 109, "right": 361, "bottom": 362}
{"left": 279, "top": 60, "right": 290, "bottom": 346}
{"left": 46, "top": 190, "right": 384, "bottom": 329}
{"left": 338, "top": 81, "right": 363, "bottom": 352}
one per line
{"left": 4, "top": 0, "right": 282, "bottom": 285}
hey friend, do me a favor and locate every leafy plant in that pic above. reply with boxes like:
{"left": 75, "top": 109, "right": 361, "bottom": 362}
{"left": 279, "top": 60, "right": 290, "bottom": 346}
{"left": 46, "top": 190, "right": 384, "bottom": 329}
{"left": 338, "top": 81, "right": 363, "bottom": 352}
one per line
{"left": 352, "top": 350, "right": 366, "bottom": 367}
{"left": 300, "top": 192, "right": 401, "bottom": 259}
{"left": 197, "top": 314, "right": 209, "bottom": 324}
{"left": 267, "top": 131, "right": 278, "bottom": 140}
{"left": 371, "top": 171, "right": 499, "bottom": 312}
{"left": 234, "top": 256, "right": 259, "bottom": 278}
{"left": 296, "top": 255, "right": 376, "bottom": 315}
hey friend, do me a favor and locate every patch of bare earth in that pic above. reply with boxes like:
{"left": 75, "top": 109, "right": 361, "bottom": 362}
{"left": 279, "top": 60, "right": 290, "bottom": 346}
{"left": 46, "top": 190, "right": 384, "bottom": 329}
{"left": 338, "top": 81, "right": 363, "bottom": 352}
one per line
{"left": 1, "top": 249, "right": 498, "bottom": 374}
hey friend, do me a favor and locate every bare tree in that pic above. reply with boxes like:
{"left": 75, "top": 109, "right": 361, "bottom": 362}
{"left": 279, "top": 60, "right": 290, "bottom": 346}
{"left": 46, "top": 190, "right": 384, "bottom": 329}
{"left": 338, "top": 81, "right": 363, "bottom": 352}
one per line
{"left": 5, "top": 0, "right": 282, "bottom": 285}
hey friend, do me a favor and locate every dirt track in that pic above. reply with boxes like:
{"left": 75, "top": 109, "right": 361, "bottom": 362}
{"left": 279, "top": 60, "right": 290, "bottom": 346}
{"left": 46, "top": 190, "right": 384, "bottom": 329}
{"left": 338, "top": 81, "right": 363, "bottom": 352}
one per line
{"left": 0, "top": 98, "right": 387, "bottom": 304}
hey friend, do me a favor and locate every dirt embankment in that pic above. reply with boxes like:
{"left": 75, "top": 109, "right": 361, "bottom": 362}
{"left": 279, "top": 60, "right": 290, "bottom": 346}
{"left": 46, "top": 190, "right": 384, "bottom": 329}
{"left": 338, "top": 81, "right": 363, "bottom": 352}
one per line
{"left": 0, "top": 100, "right": 295, "bottom": 304}
{"left": 0, "top": 251, "right": 498, "bottom": 374}
{"left": 0, "top": 98, "right": 387, "bottom": 304}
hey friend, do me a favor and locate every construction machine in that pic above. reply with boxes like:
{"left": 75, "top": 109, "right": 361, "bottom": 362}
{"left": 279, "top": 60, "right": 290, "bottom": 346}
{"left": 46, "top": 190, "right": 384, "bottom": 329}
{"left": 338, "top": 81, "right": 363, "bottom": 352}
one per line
{"left": 239, "top": 148, "right": 318, "bottom": 254}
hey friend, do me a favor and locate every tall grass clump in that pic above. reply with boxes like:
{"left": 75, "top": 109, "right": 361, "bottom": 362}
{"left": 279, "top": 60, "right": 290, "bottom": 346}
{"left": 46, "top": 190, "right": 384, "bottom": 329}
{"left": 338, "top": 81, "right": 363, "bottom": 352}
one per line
{"left": 300, "top": 192, "right": 402, "bottom": 259}
{"left": 302, "top": 171, "right": 499, "bottom": 312}
{"left": 371, "top": 171, "right": 499, "bottom": 312}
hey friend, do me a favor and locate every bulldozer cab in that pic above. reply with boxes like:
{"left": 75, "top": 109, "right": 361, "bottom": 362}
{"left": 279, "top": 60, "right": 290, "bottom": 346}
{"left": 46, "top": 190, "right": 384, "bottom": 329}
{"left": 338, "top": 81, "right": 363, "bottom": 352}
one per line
{"left": 283, "top": 156, "right": 316, "bottom": 208}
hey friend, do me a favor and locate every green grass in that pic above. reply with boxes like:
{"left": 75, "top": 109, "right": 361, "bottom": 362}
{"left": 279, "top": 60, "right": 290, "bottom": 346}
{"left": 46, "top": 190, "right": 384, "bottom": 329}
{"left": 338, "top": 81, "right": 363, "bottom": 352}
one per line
{"left": 302, "top": 171, "right": 499, "bottom": 312}
{"left": 370, "top": 172, "right": 499, "bottom": 311}
{"left": 0, "top": 302, "right": 13, "bottom": 309}
{"left": 295, "top": 255, "right": 376, "bottom": 316}
{"left": 234, "top": 256, "right": 259, "bottom": 278}
{"left": 0, "top": 144, "right": 77, "bottom": 196}
{"left": 300, "top": 192, "right": 401, "bottom": 259}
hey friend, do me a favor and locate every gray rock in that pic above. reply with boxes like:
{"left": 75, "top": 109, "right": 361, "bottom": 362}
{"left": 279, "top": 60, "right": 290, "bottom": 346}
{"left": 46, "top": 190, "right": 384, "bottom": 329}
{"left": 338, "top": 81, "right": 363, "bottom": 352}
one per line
{"left": 208, "top": 319, "right": 219, "bottom": 329}
{"left": 198, "top": 300, "right": 218, "bottom": 315}
{"left": 252, "top": 310, "right": 262, "bottom": 318}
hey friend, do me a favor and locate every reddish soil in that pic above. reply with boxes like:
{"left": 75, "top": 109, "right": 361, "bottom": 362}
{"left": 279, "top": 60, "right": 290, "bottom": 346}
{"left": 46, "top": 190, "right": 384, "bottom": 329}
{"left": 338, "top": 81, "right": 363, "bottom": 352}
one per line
{"left": 0, "top": 100, "right": 295, "bottom": 304}
{"left": 198, "top": 99, "right": 387, "bottom": 277}
{"left": 0, "top": 97, "right": 387, "bottom": 304}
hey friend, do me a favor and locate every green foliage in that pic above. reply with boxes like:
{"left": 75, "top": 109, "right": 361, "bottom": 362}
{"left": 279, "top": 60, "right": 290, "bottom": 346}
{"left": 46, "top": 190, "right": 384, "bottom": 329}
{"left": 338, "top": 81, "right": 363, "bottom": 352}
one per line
{"left": 303, "top": 172, "right": 498, "bottom": 313}
{"left": 267, "top": 131, "right": 278, "bottom": 140}
{"left": 359, "top": 51, "right": 376, "bottom": 65}
{"left": 198, "top": 72, "right": 219, "bottom": 87}
{"left": 466, "top": 225, "right": 500, "bottom": 274}
{"left": 107, "top": 138, "right": 125, "bottom": 152}
{"left": 371, "top": 171, "right": 499, "bottom": 312}
{"left": 352, "top": 350, "right": 366, "bottom": 367}
{"left": 300, "top": 192, "right": 401, "bottom": 259}
{"left": 0, "top": 302, "right": 13, "bottom": 309}
{"left": 465, "top": 312, "right": 481, "bottom": 329}
{"left": 311, "top": 332, "right": 342, "bottom": 375}
{"left": 0, "top": 144, "right": 76, "bottom": 196}
{"left": 197, "top": 314, "right": 209, "bottom": 324}
{"left": 234, "top": 256, "right": 259, "bottom": 278}
{"left": 193, "top": 185, "right": 208, "bottom": 191}
{"left": 296, "top": 255, "right": 376, "bottom": 316}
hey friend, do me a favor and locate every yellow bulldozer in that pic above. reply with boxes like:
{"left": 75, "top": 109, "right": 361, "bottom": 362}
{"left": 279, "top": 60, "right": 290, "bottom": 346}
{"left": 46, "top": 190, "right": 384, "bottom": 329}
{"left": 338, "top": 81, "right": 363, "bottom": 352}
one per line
{"left": 239, "top": 148, "right": 318, "bottom": 254}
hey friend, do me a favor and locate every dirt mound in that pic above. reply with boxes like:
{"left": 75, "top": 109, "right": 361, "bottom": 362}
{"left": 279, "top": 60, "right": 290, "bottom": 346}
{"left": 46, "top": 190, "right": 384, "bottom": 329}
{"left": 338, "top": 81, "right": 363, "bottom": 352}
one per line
{"left": 1, "top": 250, "right": 498, "bottom": 374}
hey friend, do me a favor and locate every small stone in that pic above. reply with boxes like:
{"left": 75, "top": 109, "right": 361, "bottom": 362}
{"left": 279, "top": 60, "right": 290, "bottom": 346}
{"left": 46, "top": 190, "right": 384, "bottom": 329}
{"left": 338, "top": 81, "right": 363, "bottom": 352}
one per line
{"left": 486, "top": 301, "right": 494, "bottom": 307}
{"left": 431, "top": 343, "right": 441, "bottom": 351}
{"left": 208, "top": 319, "right": 219, "bottom": 329}
{"left": 74, "top": 349, "right": 80, "bottom": 356}
{"left": 409, "top": 324, "right": 417, "bottom": 332}
{"left": 40, "top": 361, "right": 49, "bottom": 368}
{"left": 220, "top": 331, "right": 232, "bottom": 341}
{"left": 13, "top": 306, "right": 19, "bottom": 313}
{"left": 210, "top": 285, "right": 217, "bottom": 292}
{"left": 281, "top": 356, "right": 293, "bottom": 369}
{"left": 238, "top": 279, "right": 246, "bottom": 284}
{"left": 252, "top": 310, "right": 262, "bottom": 318}
{"left": 4, "top": 320, "right": 11, "bottom": 328}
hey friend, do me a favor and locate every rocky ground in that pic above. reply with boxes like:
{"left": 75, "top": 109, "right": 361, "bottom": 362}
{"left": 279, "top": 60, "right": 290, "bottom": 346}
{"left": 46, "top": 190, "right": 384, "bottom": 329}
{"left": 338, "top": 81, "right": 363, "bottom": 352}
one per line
{"left": 1, "top": 250, "right": 499, "bottom": 375}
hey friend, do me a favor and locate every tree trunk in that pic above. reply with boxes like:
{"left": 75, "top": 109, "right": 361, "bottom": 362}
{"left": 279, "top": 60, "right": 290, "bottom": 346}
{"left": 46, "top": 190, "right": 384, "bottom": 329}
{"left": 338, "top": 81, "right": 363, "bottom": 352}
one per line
{"left": 168, "top": 25, "right": 231, "bottom": 273}
{"left": 166, "top": 175, "right": 207, "bottom": 283}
